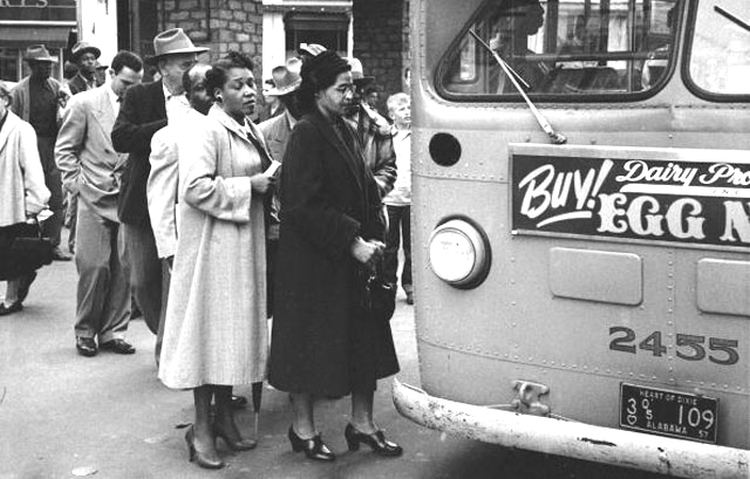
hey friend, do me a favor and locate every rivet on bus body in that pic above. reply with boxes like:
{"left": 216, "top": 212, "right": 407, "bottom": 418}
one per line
{"left": 590, "top": 139, "right": 597, "bottom": 145}
{"left": 668, "top": 134, "right": 673, "bottom": 139}
{"left": 524, "top": 137, "right": 531, "bottom": 143}
{"left": 667, "top": 321, "right": 673, "bottom": 326}
{"left": 512, "top": 322, "right": 517, "bottom": 327}
{"left": 724, "top": 384, "right": 728, "bottom": 389}
{"left": 668, "top": 309, "right": 673, "bottom": 313}
{"left": 510, "top": 279, "right": 516, "bottom": 285}
{"left": 551, "top": 361, "right": 556, "bottom": 365}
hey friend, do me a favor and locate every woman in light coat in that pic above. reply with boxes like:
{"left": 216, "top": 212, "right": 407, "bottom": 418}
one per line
{"left": 0, "top": 81, "right": 50, "bottom": 315}
{"left": 158, "top": 52, "right": 275, "bottom": 470}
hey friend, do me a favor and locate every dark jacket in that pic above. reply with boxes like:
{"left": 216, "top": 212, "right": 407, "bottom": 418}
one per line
{"left": 67, "top": 73, "right": 98, "bottom": 95}
{"left": 111, "top": 81, "right": 167, "bottom": 225}
{"left": 268, "top": 110, "right": 399, "bottom": 397}
{"left": 350, "top": 107, "right": 397, "bottom": 198}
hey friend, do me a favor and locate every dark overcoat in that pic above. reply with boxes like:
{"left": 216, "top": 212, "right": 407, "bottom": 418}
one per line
{"left": 268, "top": 109, "right": 399, "bottom": 397}
{"left": 111, "top": 80, "right": 167, "bottom": 225}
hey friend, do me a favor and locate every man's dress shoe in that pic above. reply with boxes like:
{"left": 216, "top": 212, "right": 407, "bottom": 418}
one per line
{"left": 99, "top": 339, "right": 135, "bottom": 354}
{"left": 51, "top": 247, "right": 72, "bottom": 261}
{"left": 231, "top": 395, "right": 248, "bottom": 409}
{"left": 76, "top": 337, "right": 97, "bottom": 357}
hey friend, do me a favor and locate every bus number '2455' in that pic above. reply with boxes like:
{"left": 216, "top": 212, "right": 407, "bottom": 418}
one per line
{"left": 609, "top": 327, "right": 739, "bottom": 365}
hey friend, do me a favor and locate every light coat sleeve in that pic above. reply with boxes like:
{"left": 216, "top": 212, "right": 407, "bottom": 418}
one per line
{"left": 181, "top": 125, "right": 253, "bottom": 223}
{"left": 147, "top": 128, "right": 179, "bottom": 258}
{"left": 54, "top": 95, "right": 86, "bottom": 194}
{"left": 18, "top": 122, "right": 50, "bottom": 216}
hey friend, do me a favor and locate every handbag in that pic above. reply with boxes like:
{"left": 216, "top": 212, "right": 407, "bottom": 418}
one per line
{"left": 363, "top": 272, "right": 397, "bottom": 322}
{"left": 0, "top": 222, "right": 54, "bottom": 281}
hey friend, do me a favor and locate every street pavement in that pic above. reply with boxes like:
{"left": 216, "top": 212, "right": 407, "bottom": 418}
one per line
{"left": 1, "top": 239, "right": 670, "bottom": 479}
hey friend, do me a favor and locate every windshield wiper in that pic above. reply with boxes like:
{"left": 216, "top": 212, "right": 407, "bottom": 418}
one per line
{"left": 714, "top": 5, "right": 750, "bottom": 33}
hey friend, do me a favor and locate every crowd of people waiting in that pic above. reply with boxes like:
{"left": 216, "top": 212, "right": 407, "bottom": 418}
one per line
{"left": 0, "top": 27, "right": 413, "bottom": 469}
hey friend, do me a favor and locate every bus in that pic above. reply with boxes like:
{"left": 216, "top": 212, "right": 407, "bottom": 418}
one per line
{"left": 393, "top": 0, "right": 750, "bottom": 477}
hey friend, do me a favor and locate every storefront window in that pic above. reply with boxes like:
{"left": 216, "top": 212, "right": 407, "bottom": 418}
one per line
{"left": 687, "top": 0, "right": 750, "bottom": 97}
{"left": 438, "top": 0, "right": 680, "bottom": 100}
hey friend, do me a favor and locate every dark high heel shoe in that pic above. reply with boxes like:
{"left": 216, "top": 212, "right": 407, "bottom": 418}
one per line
{"left": 214, "top": 422, "right": 257, "bottom": 451}
{"left": 345, "top": 423, "right": 403, "bottom": 457}
{"left": 185, "top": 426, "right": 225, "bottom": 469}
{"left": 288, "top": 426, "right": 336, "bottom": 462}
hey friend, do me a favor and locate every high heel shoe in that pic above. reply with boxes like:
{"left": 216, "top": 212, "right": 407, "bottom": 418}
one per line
{"left": 345, "top": 423, "right": 403, "bottom": 457}
{"left": 214, "top": 422, "right": 257, "bottom": 451}
{"left": 288, "top": 426, "right": 336, "bottom": 462}
{"left": 185, "top": 426, "right": 225, "bottom": 469}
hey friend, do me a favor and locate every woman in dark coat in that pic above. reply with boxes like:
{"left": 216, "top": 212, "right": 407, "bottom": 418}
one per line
{"left": 268, "top": 50, "right": 402, "bottom": 461}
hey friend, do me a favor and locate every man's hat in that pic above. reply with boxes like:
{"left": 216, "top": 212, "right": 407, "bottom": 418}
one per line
{"left": 267, "top": 59, "right": 302, "bottom": 97}
{"left": 297, "top": 43, "right": 327, "bottom": 58}
{"left": 347, "top": 57, "right": 375, "bottom": 86}
{"left": 95, "top": 60, "right": 108, "bottom": 70}
{"left": 24, "top": 44, "right": 57, "bottom": 63}
{"left": 70, "top": 42, "right": 101, "bottom": 63}
{"left": 152, "top": 28, "right": 208, "bottom": 59}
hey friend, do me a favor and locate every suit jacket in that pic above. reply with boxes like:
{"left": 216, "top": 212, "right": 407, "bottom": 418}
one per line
{"left": 111, "top": 80, "right": 168, "bottom": 225}
{"left": 68, "top": 73, "right": 97, "bottom": 96}
{"left": 258, "top": 111, "right": 294, "bottom": 163}
{"left": 55, "top": 86, "right": 125, "bottom": 223}
{"left": 0, "top": 111, "right": 50, "bottom": 227}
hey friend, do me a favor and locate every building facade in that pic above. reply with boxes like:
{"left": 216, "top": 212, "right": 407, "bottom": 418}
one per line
{"left": 0, "top": 0, "right": 117, "bottom": 83}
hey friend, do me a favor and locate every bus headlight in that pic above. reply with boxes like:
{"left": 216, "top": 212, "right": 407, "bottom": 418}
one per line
{"left": 428, "top": 218, "right": 491, "bottom": 288}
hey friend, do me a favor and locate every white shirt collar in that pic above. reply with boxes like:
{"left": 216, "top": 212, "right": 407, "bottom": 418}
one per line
{"left": 106, "top": 83, "right": 120, "bottom": 113}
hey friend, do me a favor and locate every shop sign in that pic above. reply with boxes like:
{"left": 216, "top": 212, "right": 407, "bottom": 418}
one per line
{"left": 510, "top": 145, "right": 750, "bottom": 250}
{"left": 0, "top": 0, "right": 76, "bottom": 22}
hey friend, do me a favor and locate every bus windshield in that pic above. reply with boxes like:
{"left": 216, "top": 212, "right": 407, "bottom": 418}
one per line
{"left": 688, "top": 0, "right": 750, "bottom": 96}
{"left": 438, "top": 0, "right": 680, "bottom": 99}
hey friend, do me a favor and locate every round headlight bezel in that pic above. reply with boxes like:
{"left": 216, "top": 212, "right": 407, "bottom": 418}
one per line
{"left": 428, "top": 216, "right": 491, "bottom": 289}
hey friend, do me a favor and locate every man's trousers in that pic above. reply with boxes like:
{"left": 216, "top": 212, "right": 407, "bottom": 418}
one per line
{"left": 73, "top": 200, "right": 130, "bottom": 342}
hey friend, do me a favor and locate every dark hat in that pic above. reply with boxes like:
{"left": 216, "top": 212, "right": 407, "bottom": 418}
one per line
{"left": 24, "top": 44, "right": 57, "bottom": 63}
{"left": 301, "top": 50, "right": 351, "bottom": 88}
{"left": 71, "top": 42, "right": 101, "bottom": 62}
{"left": 267, "top": 59, "right": 302, "bottom": 97}
{"left": 346, "top": 57, "right": 375, "bottom": 86}
{"left": 152, "top": 28, "right": 208, "bottom": 58}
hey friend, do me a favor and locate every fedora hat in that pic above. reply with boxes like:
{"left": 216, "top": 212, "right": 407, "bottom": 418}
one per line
{"left": 24, "top": 44, "right": 57, "bottom": 63}
{"left": 70, "top": 42, "right": 101, "bottom": 62}
{"left": 347, "top": 57, "right": 375, "bottom": 86}
{"left": 267, "top": 59, "right": 302, "bottom": 96}
{"left": 153, "top": 28, "right": 208, "bottom": 59}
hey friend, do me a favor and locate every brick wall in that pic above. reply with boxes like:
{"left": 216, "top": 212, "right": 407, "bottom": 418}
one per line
{"left": 157, "top": 0, "right": 263, "bottom": 67}
{"left": 353, "top": 0, "right": 408, "bottom": 114}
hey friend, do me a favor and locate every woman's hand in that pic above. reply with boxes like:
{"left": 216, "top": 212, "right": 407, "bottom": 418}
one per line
{"left": 350, "top": 237, "right": 384, "bottom": 266}
{"left": 250, "top": 173, "right": 276, "bottom": 194}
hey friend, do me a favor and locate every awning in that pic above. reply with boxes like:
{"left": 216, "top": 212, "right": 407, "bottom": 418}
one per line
{"left": 0, "top": 25, "right": 73, "bottom": 48}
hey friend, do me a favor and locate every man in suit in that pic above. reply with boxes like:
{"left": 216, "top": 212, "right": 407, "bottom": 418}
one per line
{"left": 146, "top": 63, "right": 212, "bottom": 364}
{"left": 111, "top": 28, "right": 207, "bottom": 354}
{"left": 55, "top": 50, "right": 144, "bottom": 357}
{"left": 65, "top": 41, "right": 103, "bottom": 256}
{"left": 10, "top": 44, "right": 72, "bottom": 261}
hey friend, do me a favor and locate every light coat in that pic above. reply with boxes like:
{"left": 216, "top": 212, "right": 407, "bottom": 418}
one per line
{"left": 55, "top": 86, "right": 126, "bottom": 223}
{"left": 158, "top": 105, "right": 268, "bottom": 389}
{"left": 0, "top": 111, "right": 50, "bottom": 227}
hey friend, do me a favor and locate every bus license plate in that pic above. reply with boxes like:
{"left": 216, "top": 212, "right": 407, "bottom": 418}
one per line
{"left": 619, "top": 383, "right": 718, "bottom": 444}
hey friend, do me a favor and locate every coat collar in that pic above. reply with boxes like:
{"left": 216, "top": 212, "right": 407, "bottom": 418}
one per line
{"left": 307, "top": 109, "right": 365, "bottom": 193}
{"left": 209, "top": 104, "right": 268, "bottom": 148}
{"left": 0, "top": 110, "right": 20, "bottom": 151}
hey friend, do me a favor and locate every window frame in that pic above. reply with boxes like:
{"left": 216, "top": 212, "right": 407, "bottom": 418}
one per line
{"left": 434, "top": 0, "right": 682, "bottom": 103}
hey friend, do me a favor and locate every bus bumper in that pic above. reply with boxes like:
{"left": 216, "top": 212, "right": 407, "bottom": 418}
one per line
{"left": 392, "top": 379, "right": 750, "bottom": 478}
